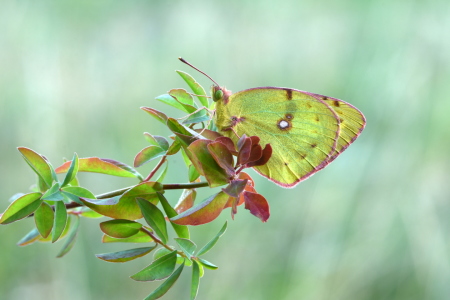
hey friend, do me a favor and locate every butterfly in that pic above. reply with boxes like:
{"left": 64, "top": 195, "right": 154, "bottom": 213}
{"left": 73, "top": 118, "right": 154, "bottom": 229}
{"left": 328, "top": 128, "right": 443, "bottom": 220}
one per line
{"left": 180, "top": 58, "right": 366, "bottom": 188}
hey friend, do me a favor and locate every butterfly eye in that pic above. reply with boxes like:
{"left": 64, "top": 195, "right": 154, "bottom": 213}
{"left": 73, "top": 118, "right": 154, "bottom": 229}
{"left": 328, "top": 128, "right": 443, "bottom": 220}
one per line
{"left": 213, "top": 89, "right": 224, "bottom": 102}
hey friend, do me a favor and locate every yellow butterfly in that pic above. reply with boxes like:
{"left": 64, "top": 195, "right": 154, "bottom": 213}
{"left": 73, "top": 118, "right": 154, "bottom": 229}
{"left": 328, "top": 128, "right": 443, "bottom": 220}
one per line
{"left": 180, "top": 58, "right": 366, "bottom": 188}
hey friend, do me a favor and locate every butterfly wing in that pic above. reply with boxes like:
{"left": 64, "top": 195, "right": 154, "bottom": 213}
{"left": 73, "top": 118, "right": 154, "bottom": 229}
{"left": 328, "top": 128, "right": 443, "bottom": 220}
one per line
{"left": 315, "top": 94, "right": 366, "bottom": 162}
{"left": 215, "top": 87, "right": 342, "bottom": 187}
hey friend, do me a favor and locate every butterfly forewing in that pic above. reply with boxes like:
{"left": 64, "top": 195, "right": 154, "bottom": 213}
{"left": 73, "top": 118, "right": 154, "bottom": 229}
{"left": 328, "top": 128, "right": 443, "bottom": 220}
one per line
{"left": 215, "top": 87, "right": 341, "bottom": 187}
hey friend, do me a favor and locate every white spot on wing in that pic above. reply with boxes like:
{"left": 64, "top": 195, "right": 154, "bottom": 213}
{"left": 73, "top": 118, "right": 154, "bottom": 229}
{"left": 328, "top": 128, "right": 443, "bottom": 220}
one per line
{"left": 279, "top": 120, "right": 289, "bottom": 129}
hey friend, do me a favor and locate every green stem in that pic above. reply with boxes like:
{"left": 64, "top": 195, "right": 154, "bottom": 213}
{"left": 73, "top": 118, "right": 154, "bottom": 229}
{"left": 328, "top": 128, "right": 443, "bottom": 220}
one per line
{"left": 140, "top": 227, "right": 186, "bottom": 258}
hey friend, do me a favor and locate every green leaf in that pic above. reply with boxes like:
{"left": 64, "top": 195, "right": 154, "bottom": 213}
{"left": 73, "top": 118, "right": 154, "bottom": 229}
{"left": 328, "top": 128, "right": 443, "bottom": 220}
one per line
{"left": 166, "top": 138, "right": 182, "bottom": 156}
{"left": 143, "top": 263, "right": 185, "bottom": 300}
{"left": 100, "top": 219, "right": 142, "bottom": 238}
{"left": 188, "top": 165, "right": 200, "bottom": 182}
{"left": 55, "top": 157, "right": 139, "bottom": 178}
{"left": 169, "top": 89, "right": 196, "bottom": 112}
{"left": 182, "top": 109, "right": 210, "bottom": 125}
{"left": 187, "top": 140, "right": 230, "bottom": 188}
{"left": 156, "top": 93, "right": 191, "bottom": 113}
{"left": 61, "top": 153, "right": 79, "bottom": 187}
{"left": 134, "top": 145, "right": 166, "bottom": 167}
{"left": 166, "top": 118, "right": 200, "bottom": 146}
{"left": 197, "top": 258, "right": 218, "bottom": 270}
{"left": 80, "top": 182, "right": 162, "bottom": 220}
{"left": 174, "top": 238, "right": 196, "bottom": 260}
{"left": 34, "top": 202, "right": 54, "bottom": 238}
{"left": 61, "top": 186, "right": 96, "bottom": 205}
{"left": 42, "top": 182, "right": 64, "bottom": 201}
{"left": 141, "top": 107, "right": 168, "bottom": 125}
{"left": 136, "top": 198, "right": 168, "bottom": 244}
{"left": 131, "top": 251, "right": 177, "bottom": 282}
{"left": 190, "top": 260, "right": 201, "bottom": 300}
{"left": 153, "top": 247, "right": 172, "bottom": 260}
{"left": 56, "top": 215, "right": 80, "bottom": 258}
{"left": 102, "top": 231, "right": 153, "bottom": 243}
{"left": 176, "top": 70, "right": 208, "bottom": 108}
{"left": 0, "top": 192, "right": 42, "bottom": 224}
{"left": 17, "top": 228, "right": 41, "bottom": 246}
{"left": 52, "top": 201, "right": 68, "bottom": 242}
{"left": 144, "top": 133, "right": 170, "bottom": 151}
{"left": 18, "top": 147, "right": 54, "bottom": 189}
{"left": 96, "top": 246, "right": 156, "bottom": 263}
{"left": 157, "top": 193, "right": 190, "bottom": 239}
{"left": 197, "top": 221, "right": 227, "bottom": 256}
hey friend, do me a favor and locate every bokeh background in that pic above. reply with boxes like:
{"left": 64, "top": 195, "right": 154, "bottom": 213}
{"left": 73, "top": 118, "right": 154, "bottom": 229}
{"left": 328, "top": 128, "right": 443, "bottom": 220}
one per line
{"left": 1, "top": 0, "right": 450, "bottom": 299}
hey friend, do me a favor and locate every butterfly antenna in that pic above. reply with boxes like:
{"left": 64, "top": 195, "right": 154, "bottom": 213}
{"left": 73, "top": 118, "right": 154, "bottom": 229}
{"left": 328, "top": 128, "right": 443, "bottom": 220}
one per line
{"left": 178, "top": 57, "right": 220, "bottom": 86}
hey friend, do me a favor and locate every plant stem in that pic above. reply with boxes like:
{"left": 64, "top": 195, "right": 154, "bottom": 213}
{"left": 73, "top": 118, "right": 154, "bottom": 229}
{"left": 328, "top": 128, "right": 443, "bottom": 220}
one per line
{"left": 143, "top": 156, "right": 167, "bottom": 182}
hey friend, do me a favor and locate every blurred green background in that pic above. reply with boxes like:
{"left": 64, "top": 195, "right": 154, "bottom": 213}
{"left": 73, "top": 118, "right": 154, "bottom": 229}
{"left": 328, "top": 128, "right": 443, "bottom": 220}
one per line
{"left": 1, "top": 0, "right": 449, "bottom": 299}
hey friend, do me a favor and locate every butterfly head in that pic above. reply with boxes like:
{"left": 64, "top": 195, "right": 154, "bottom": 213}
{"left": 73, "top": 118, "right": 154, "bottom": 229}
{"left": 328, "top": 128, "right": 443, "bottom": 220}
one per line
{"left": 212, "top": 85, "right": 232, "bottom": 105}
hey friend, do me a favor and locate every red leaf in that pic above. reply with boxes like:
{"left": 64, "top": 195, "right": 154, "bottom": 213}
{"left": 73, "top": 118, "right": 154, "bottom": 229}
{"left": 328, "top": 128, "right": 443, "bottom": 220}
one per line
{"left": 170, "top": 192, "right": 229, "bottom": 226}
{"left": 243, "top": 192, "right": 270, "bottom": 222}
{"left": 174, "top": 189, "right": 196, "bottom": 214}
{"left": 214, "top": 137, "right": 238, "bottom": 155}
{"left": 247, "top": 144, "right": 272, "bottom": 167}
{"left": 237, "top": 137, "right": 252, "bottom": 166}
{"left": 207, "top": 141, "right": 235, "bottom": 177}
{"left": 222, "top": 179, "right": 248, "bottom": 198}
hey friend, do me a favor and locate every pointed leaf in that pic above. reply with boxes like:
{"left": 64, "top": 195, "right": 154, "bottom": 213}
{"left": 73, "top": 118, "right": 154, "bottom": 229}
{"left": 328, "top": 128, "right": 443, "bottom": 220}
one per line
{"left": 166, "top": 118, "right": 198, "bottom": 146}
{"left": 182, "top": 109, "right": 210, "bottom": 125}
{"left": 170, "top": 192, "right": 229, "bottom": 226}
{"left": 141, "top": 107, "right": 168, "bottom": 124}
{"left": 42, "top": 182, "right": 64, "bottom": 201}
{"left": 0, "top": 192, "right": 42, "bottom": 224}
{"left": 157, "top": 193, "right": 190, "bottom": 239}
{"left": 34, "top": 202, "right": 54, "bottom": 238}
{"left": 197, "top": 221, "right": 227, "bottom": 256}
{"left": 52, "top": 201, "right": 68, "bottom": 242}
{"left": 191, "top": 260, "right": 201, "bottom": 300}
{"left": 56, "top": 215, "right": 80, "bottom": 258}
{"left": 188, "top": 165, "right": 200, "bottom": 182}
{"left": 197, "top": 258, "right": 218, "bottom": 270}
{"left": 134, "top": 145, "right": 166, "bottom": 167}
{"left": 244, "top": 192, "right": 270, "bottom": 222}
{"left": 176, "top": 70, "right": 208, "bottom": 107}
{"left": 100, "top": 219, "right": 142, "bottom": 238}
{"left": 102, "top": 231, "right": 153, "bottom": 243}
{"left": 174, "top": 238, "right": 196, "bottom": 260}
{"left": 61, "top": 153, "right": 79, "bottom": 187}
{"left": 17, "top": 228, "right": 41, "bottom": 246}
{"left": 55, "top": 157, "right": 139, "bottom": 178}
{"left": 18, "top": 147, "right": 53, "bottom": 189}
{"left": 166, "top": 138, "right": 182, "bottom": 155}
{"left": 136, "top": 198, "right": 168, "bottom": 244}
{"left": 131, "top": 251, "right": 177, "bottom": 281}
{"left": 96, "top": 246, "right": 156, "bottom": 263}
{"left": 143, "top": 263, "right": 185, "bottom": 300}
{"left": 61, "top": 186, "right": 95, "bottom": 205}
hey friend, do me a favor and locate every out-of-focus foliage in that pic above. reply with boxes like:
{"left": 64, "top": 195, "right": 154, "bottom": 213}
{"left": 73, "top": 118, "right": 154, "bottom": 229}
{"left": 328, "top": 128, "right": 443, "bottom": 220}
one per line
{"left": 1, "top": 0, "right": 450, "bottom": 299}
